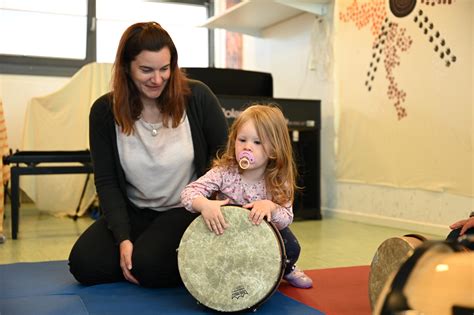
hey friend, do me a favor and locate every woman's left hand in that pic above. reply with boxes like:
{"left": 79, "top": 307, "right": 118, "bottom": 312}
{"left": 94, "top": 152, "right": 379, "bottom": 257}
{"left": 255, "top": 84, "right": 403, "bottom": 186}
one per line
{"left": 244, "top": 200, "right": 275, "bottom": 225}
{"left": 119, "top": 240, "right": 140, "bottom": 285}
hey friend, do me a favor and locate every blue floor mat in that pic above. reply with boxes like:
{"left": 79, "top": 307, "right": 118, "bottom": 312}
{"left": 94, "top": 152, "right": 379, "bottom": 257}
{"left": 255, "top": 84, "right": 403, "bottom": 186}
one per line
{"left": 0, "top": 261, "right": 324, "bottom": 315}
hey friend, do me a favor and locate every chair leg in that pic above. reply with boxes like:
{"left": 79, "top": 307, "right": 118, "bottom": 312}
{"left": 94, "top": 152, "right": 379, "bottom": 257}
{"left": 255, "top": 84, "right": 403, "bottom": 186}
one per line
{"left": 72, "top": 173, "right": 91, "bottom": 221}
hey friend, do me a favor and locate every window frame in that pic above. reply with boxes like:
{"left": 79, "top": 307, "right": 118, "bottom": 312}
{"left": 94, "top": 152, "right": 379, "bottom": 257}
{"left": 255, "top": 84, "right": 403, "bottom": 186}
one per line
{"left": 0, "top": 0, "right": 213, "bottom": 77}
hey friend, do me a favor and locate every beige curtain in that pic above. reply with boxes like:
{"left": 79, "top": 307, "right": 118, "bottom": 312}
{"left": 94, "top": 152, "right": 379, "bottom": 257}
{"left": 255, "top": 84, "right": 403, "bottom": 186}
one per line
{"left": 20, "top": 63, "right": 113, "bottom": 215}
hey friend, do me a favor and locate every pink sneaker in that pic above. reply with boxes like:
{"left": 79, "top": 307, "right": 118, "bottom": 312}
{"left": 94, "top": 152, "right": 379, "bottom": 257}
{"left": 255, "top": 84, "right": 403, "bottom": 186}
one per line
{"left": 283, "top": 267, "right": 313, "bottom": 289}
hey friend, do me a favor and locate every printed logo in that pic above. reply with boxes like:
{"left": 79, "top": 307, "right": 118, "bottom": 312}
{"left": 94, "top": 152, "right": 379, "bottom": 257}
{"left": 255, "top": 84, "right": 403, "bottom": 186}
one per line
{"left": 231, "top": 285, "right": 249, "bottom": 300}
{"left": 222, "top": 107, "right": 243, "bottom": 119}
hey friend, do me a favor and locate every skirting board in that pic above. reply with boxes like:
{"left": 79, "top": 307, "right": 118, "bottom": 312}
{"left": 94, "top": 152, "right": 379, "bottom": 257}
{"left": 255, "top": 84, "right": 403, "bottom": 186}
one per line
{"left": 322, "top": 208, "right": 449, "bottom": 237}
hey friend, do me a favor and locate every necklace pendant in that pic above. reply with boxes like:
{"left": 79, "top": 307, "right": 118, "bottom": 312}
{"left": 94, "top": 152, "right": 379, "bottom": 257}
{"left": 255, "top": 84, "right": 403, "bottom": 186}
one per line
{"left": 151, "top": 129, "right": 158, "bottom": 137}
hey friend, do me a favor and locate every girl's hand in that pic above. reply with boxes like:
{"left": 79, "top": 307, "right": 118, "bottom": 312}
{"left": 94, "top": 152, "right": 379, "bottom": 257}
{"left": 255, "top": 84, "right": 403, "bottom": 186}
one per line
{"left": 119, "top": 240, "right": 140, "bottom": 285}
{"left": 198, "top": 198, "right": 230, "bottom": 235}
{"left": 244, "top": 200, "right": 275, "bottom": 225}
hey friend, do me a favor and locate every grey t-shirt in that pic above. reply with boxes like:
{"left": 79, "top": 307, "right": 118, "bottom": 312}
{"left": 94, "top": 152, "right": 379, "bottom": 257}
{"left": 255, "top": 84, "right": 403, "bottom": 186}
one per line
{"left": 116, "top": 114, "right": 196, "bottom": 211}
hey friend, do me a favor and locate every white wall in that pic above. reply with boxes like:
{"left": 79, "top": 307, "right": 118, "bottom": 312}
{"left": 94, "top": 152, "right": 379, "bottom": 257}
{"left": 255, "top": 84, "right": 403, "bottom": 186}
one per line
{"left": 240, "top": 12, "right": 472, "bottom": 237}
{"left": 0, "top": 74, "right": 69, "bottom": 151}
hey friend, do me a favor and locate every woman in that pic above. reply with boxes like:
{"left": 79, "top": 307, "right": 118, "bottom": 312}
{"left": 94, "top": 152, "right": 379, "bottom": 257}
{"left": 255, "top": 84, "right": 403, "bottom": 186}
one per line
{"left": 68, "top": 22, "right": 228, "bottom": 287}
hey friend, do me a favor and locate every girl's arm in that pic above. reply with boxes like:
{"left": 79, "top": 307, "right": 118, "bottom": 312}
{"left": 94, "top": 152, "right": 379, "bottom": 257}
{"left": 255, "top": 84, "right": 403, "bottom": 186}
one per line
{"left": 180, "top": 167, "right": 229, "bottom": 234}
{"left": 270, "top": 202, "right": 294, "bottom": 230}
{"left": 244, "top": 200, "right": 293, "bottom": 230}
{"left": 181, "top": 167, "right": 223, "bottom": 211}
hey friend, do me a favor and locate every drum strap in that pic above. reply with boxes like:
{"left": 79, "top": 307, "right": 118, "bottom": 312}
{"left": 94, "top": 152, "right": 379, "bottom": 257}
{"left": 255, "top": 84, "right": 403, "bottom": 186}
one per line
{"left": 380, "top": 240, "right": 464, "bottom": 315}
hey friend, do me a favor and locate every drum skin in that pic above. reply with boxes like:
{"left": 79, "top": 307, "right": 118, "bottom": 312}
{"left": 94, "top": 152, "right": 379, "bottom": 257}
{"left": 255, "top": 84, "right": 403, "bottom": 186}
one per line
{"left": 373, "top": 242, "right": 474, "bottom": 315}
{"left": 369, "top": 234, "right": 426, "bottom": 309}
{"left": 177, "top": 205, "right": 285, "bottom": 312}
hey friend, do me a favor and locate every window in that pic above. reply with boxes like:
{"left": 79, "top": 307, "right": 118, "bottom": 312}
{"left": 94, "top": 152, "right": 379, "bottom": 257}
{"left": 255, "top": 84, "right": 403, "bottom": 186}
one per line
{"left": 96, "top": 0, "right": 208, "bottom": 67}
{"left": 0, "top": 0, "right": 211, "bottom": 76}
{"left": 0, "top": 0, "right": 87, "bottom": 59}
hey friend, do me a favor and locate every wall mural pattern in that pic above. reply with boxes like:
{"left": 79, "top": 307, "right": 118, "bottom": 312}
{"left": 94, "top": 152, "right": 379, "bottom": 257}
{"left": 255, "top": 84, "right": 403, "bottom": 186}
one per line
{"left": 339, "top": 0, "right": 456, "bottom": 120}
{"left": 335, "top": 0, "right": 471, "bottom": 197}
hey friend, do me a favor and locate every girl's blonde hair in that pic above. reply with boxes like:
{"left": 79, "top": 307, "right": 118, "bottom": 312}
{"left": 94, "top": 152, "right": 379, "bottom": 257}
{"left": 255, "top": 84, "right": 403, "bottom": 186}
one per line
{"left": 213, "top": 104, "right": 298, "bottom": 205}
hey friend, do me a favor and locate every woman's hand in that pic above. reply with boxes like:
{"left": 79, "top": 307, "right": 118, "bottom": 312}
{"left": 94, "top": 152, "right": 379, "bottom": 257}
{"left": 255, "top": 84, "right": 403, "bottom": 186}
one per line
{"left": 119, "top": 240, "right": 140, "bottom": 285}
{"left": 193, "top": 197, "right": 229, "bottom": 235}
{"left": 450, "top": 217, "right": 474, "bottom": 236}
{"left": 244, "top": 200, "right": 275, "bottom": 225}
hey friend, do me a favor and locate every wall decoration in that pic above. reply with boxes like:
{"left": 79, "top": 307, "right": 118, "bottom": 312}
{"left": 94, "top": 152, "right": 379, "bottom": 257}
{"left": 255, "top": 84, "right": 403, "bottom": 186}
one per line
{"left": 335, "top": 0, "right": 472, "bottom": 197}
{"left": 339, "top": 0, "right": 457, "bottom": 119}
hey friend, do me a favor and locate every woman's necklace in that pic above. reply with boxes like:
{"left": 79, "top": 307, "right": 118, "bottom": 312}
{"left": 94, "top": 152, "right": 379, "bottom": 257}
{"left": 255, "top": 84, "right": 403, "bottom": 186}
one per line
{"left": 140, "top": 105, "right": 162, "bottom": 137}
{"left": 149, "top": 123, "right": 159, "bottom": 137}
{"left": 139, "top": 116, "right": 161, "bottom": 137}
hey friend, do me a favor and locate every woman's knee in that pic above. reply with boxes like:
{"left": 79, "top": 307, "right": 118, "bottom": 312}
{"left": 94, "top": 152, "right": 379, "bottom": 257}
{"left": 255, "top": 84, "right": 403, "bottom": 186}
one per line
{"left": 132, "top": 250, "right": 181, "bottom": 287}
{"left": 69, "top": 247, "right": 123, "bottom": 285}
{"left": 68, "top": 219, "right": 121, "bottom": 285}
{"left": 68, "top": 247, "right": 96, "bottom": 285}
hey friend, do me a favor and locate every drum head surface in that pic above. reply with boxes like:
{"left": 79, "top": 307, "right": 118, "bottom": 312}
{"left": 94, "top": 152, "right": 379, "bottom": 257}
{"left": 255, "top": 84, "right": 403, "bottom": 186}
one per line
{"left": 178, "top": 205, "right": 284, "bottom": 312}
{"left": 369, "top": 235, "right": 424, "bottom": 308}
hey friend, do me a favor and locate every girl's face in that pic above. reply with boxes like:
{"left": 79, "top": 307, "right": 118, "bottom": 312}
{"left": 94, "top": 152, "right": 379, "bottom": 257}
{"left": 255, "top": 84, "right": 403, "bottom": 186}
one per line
{"left": 235, "top": 119, "right": 270, "bottom": 172}
{"left": 130, "top": 48, "right": 171, "bottom": 105}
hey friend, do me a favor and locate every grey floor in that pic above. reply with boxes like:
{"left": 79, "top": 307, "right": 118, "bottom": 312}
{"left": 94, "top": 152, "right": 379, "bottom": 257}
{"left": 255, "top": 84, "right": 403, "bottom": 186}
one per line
{"left": 0, "top": 203, "right": 444, "bottom": 268}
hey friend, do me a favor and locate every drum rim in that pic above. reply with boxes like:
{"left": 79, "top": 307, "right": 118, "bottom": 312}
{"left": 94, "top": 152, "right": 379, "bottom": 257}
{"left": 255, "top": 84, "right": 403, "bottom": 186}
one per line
{"left": 368, "top": 234, "right": 427, "bottom": 307}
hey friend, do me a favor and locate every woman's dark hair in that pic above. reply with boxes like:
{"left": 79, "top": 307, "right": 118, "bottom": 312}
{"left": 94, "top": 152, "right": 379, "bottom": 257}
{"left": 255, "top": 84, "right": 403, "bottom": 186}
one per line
{"left": 112, "top": 22, "right": 190, "bottom": 134}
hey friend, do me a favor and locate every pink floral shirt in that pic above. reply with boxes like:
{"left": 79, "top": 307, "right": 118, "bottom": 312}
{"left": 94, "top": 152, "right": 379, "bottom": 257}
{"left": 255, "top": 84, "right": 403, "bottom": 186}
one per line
{"left": 181, "top": 166, "right": 293, "bottom": 230}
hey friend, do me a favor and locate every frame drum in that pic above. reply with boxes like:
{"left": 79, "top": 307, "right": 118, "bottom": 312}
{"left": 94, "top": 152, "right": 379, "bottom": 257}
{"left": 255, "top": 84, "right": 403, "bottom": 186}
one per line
{"left": 177, "top": 205, "right": 286, "bottom": 312}
{"left": 369, "top": 234, "right": 427, "bottom": 309}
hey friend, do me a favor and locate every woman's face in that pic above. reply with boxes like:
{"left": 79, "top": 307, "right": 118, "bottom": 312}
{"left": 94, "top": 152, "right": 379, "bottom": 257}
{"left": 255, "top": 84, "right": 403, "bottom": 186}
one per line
{"left": 234, "top": 119, "right": 270, "bottom": 171}
{"left": 129, "top": 47, "right": 171, "bottom": 104}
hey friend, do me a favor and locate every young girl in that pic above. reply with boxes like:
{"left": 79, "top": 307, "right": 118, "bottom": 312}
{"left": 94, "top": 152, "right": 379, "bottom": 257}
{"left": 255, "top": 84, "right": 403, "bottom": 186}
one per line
{"left": 181, "top": 104, "right": 312, "bottom": 289}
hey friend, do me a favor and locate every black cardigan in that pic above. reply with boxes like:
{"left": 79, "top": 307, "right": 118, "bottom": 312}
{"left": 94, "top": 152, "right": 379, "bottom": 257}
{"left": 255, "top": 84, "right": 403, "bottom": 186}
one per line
{"left": 89, "top": 80, "right": 228, "bottom": 243}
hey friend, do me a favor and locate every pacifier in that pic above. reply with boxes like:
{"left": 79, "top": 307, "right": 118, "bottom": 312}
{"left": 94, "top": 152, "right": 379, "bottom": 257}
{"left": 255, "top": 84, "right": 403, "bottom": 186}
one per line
{"left": 238, "top": 151, "right": 255, "bottom": 169}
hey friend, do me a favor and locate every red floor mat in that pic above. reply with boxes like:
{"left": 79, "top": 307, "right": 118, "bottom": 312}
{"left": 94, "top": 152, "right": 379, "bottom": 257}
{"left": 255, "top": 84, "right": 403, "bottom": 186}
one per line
{"left": 279, "top": 265, "right": 371, "bottom": 315}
